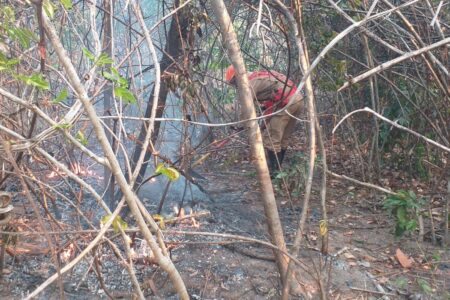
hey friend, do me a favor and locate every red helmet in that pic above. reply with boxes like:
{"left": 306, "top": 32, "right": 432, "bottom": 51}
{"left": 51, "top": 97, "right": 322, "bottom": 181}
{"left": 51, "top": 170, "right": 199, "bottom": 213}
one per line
{"left": 225, "top": 65, "right": 235, "bottom": 82}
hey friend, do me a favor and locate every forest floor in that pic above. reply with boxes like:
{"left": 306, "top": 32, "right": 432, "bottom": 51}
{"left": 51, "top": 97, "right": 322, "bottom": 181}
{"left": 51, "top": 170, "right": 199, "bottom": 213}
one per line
{"left": 0, "top": 129, "right": 449, "bottom": 299}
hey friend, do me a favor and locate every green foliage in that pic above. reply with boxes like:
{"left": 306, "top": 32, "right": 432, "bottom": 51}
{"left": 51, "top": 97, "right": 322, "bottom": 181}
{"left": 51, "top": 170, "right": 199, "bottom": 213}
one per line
{"left": 394, "top": 277, "right": 408, "bottom": 289}
{"left": 16, "top": 74, "right": 50, "bottom": 90}
{"left": 0, "top": 6, "right": 15, "bottom": 24}
{"left": 413, "top": 143, "right": 428, "bottom": 179}
{"left": 0, "top": 53, "right": 19, "bottom": 72}
{"left": 101, "top": 215, "right": 128, "bottom": 233}
{"left": 273, "top": 152, "right": 307, "bottom": 198}
{"left": 114, "top": 86, "right": 136, "bottom": 104}
{"left": 1, "top": 6, "right": 36, "bottom": 49}
{"left": 8, "top": 27, "right": 36, "bottom": 48}
{"left": 53, "top": 123, "right": 72, "bottom": 130}
{"left": 383, "top": 190, "right": 424, "bottom": 237}
{"left": 82, "top": 48, "right": 96, "bottom": 61}
{"left": 83, "top": 49, "right": 114, "bottom": 67}
{"left": 52, "top": 88, "right": 68, "bottom": 104}
{"left": 152, "top": 214, "right": 166, "bottom": 229}
{"left": 417, "top": 279, "right": 433, "bottom": 294}
{"left": 155, "top": 163, "right": 180, "bottom": 181}
{"left": 104, "top": 67, "right": 136, "bottom": 104}
{"left": 75, "top": 130, "right": 88, "bottom": 146}
{"left": 60, "top": 0, "right": 73, "bottom": 10}
{"left": 43, "top": 0, "right": 56, "bottom": 19}
{"left": 95, "top": 53, "right": 114, "bottom": 67}
{"left": 83, "top": 49, "right": 136, "bottom": 104}
{"left": 102, "top": 67, "right": 127, "bottom": 86}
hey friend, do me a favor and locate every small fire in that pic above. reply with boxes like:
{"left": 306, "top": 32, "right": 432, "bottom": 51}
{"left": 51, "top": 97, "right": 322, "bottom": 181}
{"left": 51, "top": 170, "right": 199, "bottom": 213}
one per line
{"left": 47, "top": 170, "right": 61, "bottom": 179}
{"left": 191, "top": 216, "right": 200, "bottom": 228}
{"left": 173, "top": 205, "right": 201, "bottom": 228}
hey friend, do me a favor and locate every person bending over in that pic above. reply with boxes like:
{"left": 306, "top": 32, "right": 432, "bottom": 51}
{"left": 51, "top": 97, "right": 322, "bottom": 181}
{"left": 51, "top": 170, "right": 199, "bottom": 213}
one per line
{"left": 225, "top": 65, "right": 304, "bottom": 177}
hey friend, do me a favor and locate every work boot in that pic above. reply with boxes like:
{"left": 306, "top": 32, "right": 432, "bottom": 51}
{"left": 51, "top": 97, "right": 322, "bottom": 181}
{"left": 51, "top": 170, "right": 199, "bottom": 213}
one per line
{"left": 267, "top": 150, "right": 277, "bottom": 175}
{"left": 278, "top": 149, "right": 287, "bottom": 166}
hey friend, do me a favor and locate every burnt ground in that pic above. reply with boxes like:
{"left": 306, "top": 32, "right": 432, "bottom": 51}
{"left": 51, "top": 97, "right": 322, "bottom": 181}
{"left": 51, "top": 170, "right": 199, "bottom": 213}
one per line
{"left": 0, "top": 133, "right": 449, "bottom": 299}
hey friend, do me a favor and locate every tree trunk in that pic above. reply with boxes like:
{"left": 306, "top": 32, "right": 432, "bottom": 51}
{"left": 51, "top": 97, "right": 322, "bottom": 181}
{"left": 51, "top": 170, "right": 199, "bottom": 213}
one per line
{"left": 130, "top": 1, "right": 187, "bottom": 187}
{"left": 210, "top": 0, "right": 290, "bottom": 285}
{"left": 113, "top": 0, "right": 190, "bottom": 209}
{"left": 102, "top": 0, "right": 116, "bottom": 206}
{"left": 42, "top": 12, "right": 189, "bottom": 299}
{"left": 273, "top": 0, "right": 324, "bottom": 298}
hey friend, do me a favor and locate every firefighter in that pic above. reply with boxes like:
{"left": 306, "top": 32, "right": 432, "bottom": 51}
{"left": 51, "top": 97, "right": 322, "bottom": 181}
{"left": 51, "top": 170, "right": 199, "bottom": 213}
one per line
{"left": 225, "top": 65, "right": 304, "bottom": 177}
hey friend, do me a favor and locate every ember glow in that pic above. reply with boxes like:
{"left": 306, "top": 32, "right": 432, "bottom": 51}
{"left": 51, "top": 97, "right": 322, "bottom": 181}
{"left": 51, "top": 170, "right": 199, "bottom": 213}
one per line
{"left": 172, "top": 205, "right": 201, "bottom": 228}
{"left": 191, "top": 216, "right": 200, "bottom": 228}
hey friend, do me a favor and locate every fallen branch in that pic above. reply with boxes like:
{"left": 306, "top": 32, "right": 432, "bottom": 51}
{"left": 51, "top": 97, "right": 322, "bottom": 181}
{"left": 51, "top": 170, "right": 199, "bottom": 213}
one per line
{"left": 349, "top": 286, "right": 395, "bottom": 297}
{"left": 327, "top": 170, "right": 396, "bottom": 195}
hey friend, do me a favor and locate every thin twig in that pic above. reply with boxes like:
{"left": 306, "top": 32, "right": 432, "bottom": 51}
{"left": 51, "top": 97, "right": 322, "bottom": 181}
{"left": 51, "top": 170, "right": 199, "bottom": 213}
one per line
{"left": 349, "top": 287, "right": 395, "bottom": 296}
{"left": 333, "top": 107, "right": 450, "bottom": 153}
{"left": 338, "top": 38, "right": 450, "bottom": 92}
{"left": 327, "top": 170, "right": 396, "bottom": 195}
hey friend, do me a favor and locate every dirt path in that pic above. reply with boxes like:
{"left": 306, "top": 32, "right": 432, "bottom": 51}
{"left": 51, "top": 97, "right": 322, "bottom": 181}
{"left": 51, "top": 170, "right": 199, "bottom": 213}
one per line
{"left": 1, "top": 147, "right": 448, "bottom": 299}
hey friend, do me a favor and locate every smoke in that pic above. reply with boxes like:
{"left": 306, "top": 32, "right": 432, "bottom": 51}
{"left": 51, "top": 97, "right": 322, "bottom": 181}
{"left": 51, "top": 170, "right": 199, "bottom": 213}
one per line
{"left": 137, "top": 93, "right": 210, "bottom": 215}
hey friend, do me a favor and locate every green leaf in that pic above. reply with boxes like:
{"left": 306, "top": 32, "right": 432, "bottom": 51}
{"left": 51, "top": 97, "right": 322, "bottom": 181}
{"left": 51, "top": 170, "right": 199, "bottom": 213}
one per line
{"left": 43, "top": 0, "right": 55, "bottom": 19}
{"left": 405, "top": 220, "right": 417, "bottom": 231}
{"left": 2, "top": 6, "right": 15, "bottom": 22}
{"left": 101, "top": 214, "right": 128, "bottom": 233}
{"left": 8, "top": 28, "right": 36, "bottom": 48}
{"left": 82, "top": 48, "right": 96, "bottom": 61}
{"left": 394, "top": 277, "right": 408, "bottom": 289}
{"left": 152, "top": 214, "right": 166, "bottom": 229}
{"left": 103, "top": 67, "right": 128, "bottom": 87}
{"left": 114, "top": 86, "right": 136, "bottom": 104}
{"left": 155, "top": 163, "right": 180, "bottom": 181}
{"left": 116, "top": 76, "right": 128, "bottom": 88}
{"left": 417, "top": 279, "right": 432, "bottom": 294}
{"left": 53, "top": 123, "right": 72, "bottom": 130}
{"left": 0, "top": 54, "right": 19, "bottom": 72}
{"left": 16, "top": 74, "right": 50, "bottom": 90}
{"left": 75, "top": 130, "right": 88, "bottom": 146}
{"left": 396, "top": 207, "right": 407, "bottom": 224}
{"left": 102, "top": 70, "right": 117, "bottom": 82}
{"left": 60, "top": 0, "right": 72, "bottom": 9}
{"left": 275, "top": 171, "right": 288, "bottom": 179}
{"left": 432, "top": 252, "right": 441, "bottom": 261}
{"left": 52, "top": 88, "right": 68, "bottom": 104}
{"left": 95, "top": 53, "right": 114, "bottom": 67}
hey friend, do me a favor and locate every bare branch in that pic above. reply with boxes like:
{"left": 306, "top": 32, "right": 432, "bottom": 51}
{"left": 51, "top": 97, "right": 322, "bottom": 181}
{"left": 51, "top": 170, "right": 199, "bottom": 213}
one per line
{"left": 333, "top": 107, "right": 450, "bottom": 152}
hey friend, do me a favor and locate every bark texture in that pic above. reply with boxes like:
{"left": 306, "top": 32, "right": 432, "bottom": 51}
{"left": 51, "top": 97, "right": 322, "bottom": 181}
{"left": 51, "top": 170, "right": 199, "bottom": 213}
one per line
{"left": 210, "top": 0, "right": 290, "bottom": 285}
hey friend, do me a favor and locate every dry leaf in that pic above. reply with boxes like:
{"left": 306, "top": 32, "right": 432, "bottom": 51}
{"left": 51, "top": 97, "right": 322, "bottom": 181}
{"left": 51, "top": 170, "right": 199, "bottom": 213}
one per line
{"left": 378, "top": 277, "right": 389, "bottom": 284}
{"left": 395, "top": 248, "right": 413, "bottom": 268}
{"left": 344, "top": 252, "right": 356, "bottom": 260}
{"left": 363, "top": 254, "right": 377, "bottom": 262}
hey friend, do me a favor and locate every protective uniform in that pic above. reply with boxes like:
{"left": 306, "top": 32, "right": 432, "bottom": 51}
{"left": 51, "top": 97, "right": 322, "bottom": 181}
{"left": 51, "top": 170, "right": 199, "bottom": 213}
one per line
{"left": 226, "top": 66, "right": 303, "bottom": 175}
